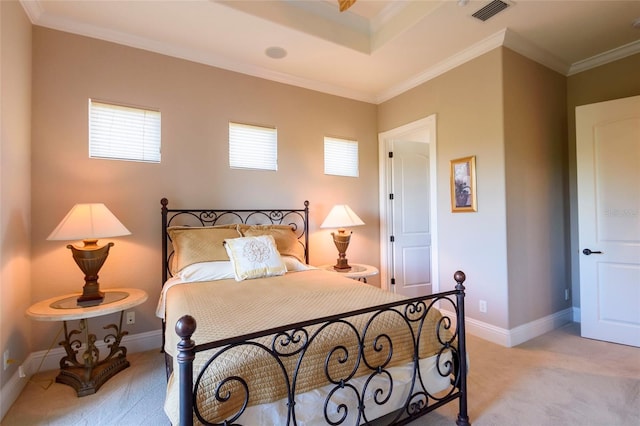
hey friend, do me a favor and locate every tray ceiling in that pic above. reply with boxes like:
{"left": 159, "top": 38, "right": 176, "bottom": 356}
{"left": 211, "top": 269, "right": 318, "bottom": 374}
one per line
{"left": 20, "top": 0, "right": 640, "bottom": 103}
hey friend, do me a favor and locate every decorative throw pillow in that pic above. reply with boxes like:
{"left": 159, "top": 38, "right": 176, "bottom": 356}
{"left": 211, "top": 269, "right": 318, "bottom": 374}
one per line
{"left": 242, "top": 224, "right": 306, "bottom": 263}
{"left": 224, "top": 235, "right": 287, "bottom": 281}
{"left": 168, "top": 226, "right": 241, "bottom": 272}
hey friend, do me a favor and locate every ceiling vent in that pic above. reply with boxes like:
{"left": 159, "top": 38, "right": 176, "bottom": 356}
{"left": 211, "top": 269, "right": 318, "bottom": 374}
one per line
{"left": 472, "top": 0, "right": 511, "bottom": 22}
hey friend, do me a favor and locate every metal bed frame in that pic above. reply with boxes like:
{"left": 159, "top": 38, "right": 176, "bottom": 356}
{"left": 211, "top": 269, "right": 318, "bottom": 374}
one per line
{"left": 160, "top": 198, "right": 470, "bottom": 426}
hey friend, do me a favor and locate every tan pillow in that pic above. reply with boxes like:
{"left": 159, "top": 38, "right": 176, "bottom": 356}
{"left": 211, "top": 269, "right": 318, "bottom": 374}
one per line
{"left": 242, "top": 224, "right": 305, "bottom": 263}
{"left": 168, "top": 225, "right": 241, "bottom": 272}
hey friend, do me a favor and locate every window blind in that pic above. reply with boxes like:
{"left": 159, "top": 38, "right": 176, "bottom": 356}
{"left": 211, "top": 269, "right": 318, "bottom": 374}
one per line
{"left": 89, "top": 100, "right": 161, "bottom": 163}
{"left": 324, "top": 137, "right": 359, "bottom": 177}
{"left": 229, "top": 122, "right": 277, "bottom": 171}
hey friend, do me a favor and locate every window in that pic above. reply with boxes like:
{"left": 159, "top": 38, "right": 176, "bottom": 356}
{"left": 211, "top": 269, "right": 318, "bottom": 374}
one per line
{"left": 324, "top": 137, "right": 358, "bottom": 177}
{"left": 229, "top": 122, "right": 277, "bottom": 171}
{"left": 89, "top": 99, "right": 161, "bottom": 163}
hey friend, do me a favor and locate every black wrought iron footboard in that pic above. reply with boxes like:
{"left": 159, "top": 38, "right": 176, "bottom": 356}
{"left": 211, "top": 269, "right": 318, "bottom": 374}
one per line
{"left": 174, "top": 271, "right": 470, "bottom": 426}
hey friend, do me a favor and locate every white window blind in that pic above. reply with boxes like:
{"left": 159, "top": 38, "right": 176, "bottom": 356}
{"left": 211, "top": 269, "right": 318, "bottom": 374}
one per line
{"left": 89, "top": 99, "right": 161, "bottom": 163}
{"left": 324, "top": 137, "right": 359, "bottom": 177}
{"left": 229, "top": 122, "right": 277, "bottom": 171}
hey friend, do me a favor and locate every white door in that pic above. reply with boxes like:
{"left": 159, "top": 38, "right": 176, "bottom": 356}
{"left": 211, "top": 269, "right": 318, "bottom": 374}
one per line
{"left": 378, "top": 115, "right": 438, "bottom": 297}
{"left": 576, "top": 95, "right": 640, "bottom": 347}
{"left": 390, "top": 141, "right": 432, "bottom": 297}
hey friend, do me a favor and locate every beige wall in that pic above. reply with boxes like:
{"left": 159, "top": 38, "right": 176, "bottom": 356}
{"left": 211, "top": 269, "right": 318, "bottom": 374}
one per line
{"left": 0, "top": 0, "right": 32, "bottom": 395}
{"left": 379, "top": 49, "right": 511, "bottom": 328}
{"left": 566, "top": 53, "right": 640, "bottom": 306}
{"left": 10, "top": 15, "right": 639, "bottom": 358}
{"left": 503, "top": 49, "right": 568, "bottom": 327}
{"left": 379, "top": 47, "right": 570, "bottom": 329}
{"left": 30, "top": 27, "right": 379, "bottom": 350}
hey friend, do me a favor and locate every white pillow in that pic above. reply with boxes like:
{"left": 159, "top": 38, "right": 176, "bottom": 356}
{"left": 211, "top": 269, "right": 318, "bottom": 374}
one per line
{"left": 282, "top": 256, "right": 313, "bottom": 272}
{"left": 177, "top": 261, "right": 235, "bottom": 283}
{"left": 224, "top": 235, "right": 287, "bottom": 281}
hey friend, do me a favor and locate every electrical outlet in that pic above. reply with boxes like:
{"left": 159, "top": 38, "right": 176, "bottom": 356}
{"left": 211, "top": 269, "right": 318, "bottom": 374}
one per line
{"left": 126, "top": 311, "right": 135, "bottom": 325}
{"left": 19, "top": 365, "right": 26, "bottom": 378}
{"left": 565, "top": 289, "right": 570, "bottom": 301}
{"left": 479, "top": 300, "right": 487, "bottom": 313}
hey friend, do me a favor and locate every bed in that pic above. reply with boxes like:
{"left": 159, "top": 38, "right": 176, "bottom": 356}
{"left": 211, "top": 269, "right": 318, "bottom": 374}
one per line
{"left": 157, "top": 198, "right": 470, "bottom": 425}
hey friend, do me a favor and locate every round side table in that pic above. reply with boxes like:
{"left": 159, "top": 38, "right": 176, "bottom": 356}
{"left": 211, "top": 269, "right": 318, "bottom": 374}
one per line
{"left": 26, "top": 288, "right": 148, "bottom": 396}
{"left": 318, "top": 263, "right": 379, "bottom": 283}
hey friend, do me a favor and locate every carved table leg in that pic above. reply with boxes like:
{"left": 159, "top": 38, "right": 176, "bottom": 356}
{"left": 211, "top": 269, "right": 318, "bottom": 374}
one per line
{"left": 56, "top": 311, "right": 130, "bottom": 396}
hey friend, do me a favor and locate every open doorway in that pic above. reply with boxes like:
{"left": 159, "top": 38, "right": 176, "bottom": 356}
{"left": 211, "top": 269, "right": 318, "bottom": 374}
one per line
{"left": 378, "top": 115, "right": 438, "bottom": 296}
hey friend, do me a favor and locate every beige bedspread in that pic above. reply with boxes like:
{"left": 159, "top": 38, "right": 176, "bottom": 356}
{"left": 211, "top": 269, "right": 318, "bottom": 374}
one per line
{"left": 163, "top": 269, "right": 451, "bottom": 423}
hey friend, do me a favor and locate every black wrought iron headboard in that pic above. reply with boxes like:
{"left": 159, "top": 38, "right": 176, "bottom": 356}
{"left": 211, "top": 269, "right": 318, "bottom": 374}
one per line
{"left": 160, "top": 198, "right": 310, "bottom": 286}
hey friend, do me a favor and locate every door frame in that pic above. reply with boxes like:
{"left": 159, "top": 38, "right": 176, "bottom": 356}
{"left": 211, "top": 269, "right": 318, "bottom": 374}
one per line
{"left": 378, "top": 115, "right": 439, "bottom": 293}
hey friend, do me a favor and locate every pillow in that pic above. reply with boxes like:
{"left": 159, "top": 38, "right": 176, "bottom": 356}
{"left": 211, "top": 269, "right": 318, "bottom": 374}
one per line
{"left": 166, "top": 224, "right": 243, "bottom": 274}
{"left": 224, "top": 235, "right": 287, "bottom": 281}
{"left": 168, "top": 226, "right": 241, "bottom": 272}
{"left": 242, "top": 225, "right": 306, "bottom": 263}
{"left": 177, "top": 261, "right": 235, "bottom": 283}
{"left": 282, "top": 256, "right": 313, "bottom": 272}
{"left": 169, "top": 253, "right": 178, "bottom": 275}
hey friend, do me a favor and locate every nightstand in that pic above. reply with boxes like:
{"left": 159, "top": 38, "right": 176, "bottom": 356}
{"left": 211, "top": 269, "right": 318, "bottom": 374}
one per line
{"left": 319, "top": 263, "right": 379, "bottom": 283}
{"left": 26, "top": 288, "right": 148, "bottom": 396}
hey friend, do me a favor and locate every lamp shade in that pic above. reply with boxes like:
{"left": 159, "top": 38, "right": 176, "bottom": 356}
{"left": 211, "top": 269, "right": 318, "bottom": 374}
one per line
{"left": 48, "top": 203, "right": 131, "bottom": 241}
{"left": 320, "top": 205, "right": 364, "bottom": 229}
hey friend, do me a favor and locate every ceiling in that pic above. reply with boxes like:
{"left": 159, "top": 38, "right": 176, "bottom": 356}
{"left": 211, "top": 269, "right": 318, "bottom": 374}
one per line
{"left": 20, "top": 0, "right": 640, "bottom": 104}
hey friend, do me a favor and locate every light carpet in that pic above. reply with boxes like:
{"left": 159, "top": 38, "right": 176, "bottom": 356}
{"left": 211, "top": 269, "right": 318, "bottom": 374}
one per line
{"left": 412, "top": 322, "right": 639, "bottom": 426}
{"left": 2, "top": 350, "right": 169, "bottom": 426}
{"left": 2, "top": 323, "right": 639, "bottom": 425}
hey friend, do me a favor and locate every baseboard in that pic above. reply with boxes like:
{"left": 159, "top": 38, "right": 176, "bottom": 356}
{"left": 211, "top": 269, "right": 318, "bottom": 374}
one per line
{"left": 24, "top": 328, "right": 162, "bottom": 375}
{"left": 0, "top": 364, "right": 27, "bottom": 421}
{"left": 0, "top": 329, "right": 162, "bottom": 422}
{"left": 506, "top": 308, "right": 573, "bottom": 347}
{"left": 441, "top": 308, "right": 573, "bottom": 348}
{"left": 463, "top": 315, "right": 511, "bottom": 346}
{"left": 573, "top": 307, "right": 581, "bottom": 323}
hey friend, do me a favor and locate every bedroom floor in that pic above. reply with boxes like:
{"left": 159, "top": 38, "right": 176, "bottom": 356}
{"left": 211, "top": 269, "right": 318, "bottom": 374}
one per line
{"left": 412, "top": 322, "right": 640, "bottom": 426}
{"left": 2, "top": 350, "right": 170, "bottom": 426}
{"left": 2, "top": 322, "right": 638, "bottom": 425}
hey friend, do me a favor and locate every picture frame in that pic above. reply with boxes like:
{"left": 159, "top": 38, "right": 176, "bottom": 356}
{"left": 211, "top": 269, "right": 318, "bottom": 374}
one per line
{"left": 450, "top": 155, "right": 477, "bottom": 212}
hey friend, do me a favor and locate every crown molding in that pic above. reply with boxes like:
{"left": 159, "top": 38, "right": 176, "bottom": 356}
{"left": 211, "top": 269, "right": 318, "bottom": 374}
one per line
{"left": 369, "top": 0, "right": 409, "bottom": 34}
{"left": 376, "top": 29, "right": 508, "bottom": 103}
{"left": 21, "top": 0, "right": 377, "bottom": 103}
{"left": 568, "top": 39, "right": 640, "bottom": 76}
{"left": 20, "top": 1, "right": 640, "bottom": 105}
{"left": 502, "top": 28, "right": 570, "bottom": 75}
{"left": 19, "top": 0, "right": 43, "bottom": 22}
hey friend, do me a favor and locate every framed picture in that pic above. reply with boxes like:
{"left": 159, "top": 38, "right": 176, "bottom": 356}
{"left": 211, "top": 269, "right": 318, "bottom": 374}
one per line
{"left": 450, "top": 155, "right": 477, "bottom": 212}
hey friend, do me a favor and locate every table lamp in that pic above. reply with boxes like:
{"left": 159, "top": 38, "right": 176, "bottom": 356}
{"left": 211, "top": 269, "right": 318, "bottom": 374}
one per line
{"left": 320, "top": 204, "right": 364, "bottom": 271}
{"left": 48, "top": 203, "right": 131, "bottom": 306}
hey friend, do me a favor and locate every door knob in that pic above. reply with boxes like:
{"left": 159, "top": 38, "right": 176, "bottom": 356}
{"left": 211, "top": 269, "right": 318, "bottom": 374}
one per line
{"left": 582, "top": 248, "right": 603, "bottom": 255}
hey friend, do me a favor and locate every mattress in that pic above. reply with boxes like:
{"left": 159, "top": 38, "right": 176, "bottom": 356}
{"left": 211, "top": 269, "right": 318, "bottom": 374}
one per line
{"left": 159, "top": 269, "right": 454, "bottom": 424}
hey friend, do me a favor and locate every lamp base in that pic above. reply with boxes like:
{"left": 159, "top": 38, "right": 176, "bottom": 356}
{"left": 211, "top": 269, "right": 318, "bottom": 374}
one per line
{"left": 333, "top": 258, "right": 352, "bottom": 271}
{"left": 67, "top": 241, "right": 113, "bottom": 307}
{"left": 333, "top": 259, "right": 351, "bottom": 272}
{"left": 77, "top": 287, "right": 105, "bottom": 306}
{"left": 331, "top": 230, "right": 353, "bottom": 271}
